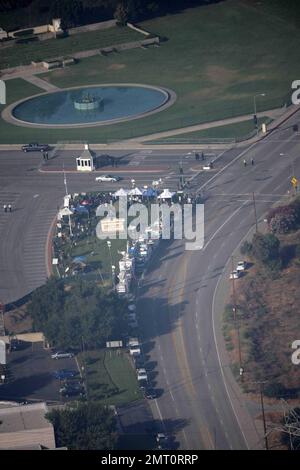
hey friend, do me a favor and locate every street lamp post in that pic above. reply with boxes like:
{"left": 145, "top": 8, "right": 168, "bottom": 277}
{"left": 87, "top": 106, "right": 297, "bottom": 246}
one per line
{"left": 63, "top": 166, "right": 73, "bottom": 237}
{"left": 107, "top": 240, "right": 114, "bottom": 287}
{"left": 253, "top": 93, "right": 266, "bottom": 134}
{"left": 111, "top": 264, "right": 116, "bottom": 289}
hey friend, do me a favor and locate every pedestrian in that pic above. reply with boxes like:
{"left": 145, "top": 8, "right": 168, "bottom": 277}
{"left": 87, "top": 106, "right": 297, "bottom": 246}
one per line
{"left": 201, "top": 152, "right": 205, "bottom": 161}
{"left": 46, "top": 152, "right": 49, "bottom": 160}
{"left": 243, "top": 159, "right": 247, "bottom": 167}
{"left": 8, "top": 204, "right": 12, "bottom": 212}
{"left": 251, "top": 158, "right": 254, "bottom": 166}
{"left": 3, "top": 204, "right": 7, "bottom": 213}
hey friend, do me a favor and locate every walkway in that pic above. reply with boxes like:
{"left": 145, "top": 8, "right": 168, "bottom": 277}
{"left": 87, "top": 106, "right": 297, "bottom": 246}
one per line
{"left": 129, "top": 108, "right": 284, "bottom": 143}
{"left": 22, "top": 75, "right": 60, "bottom": 92}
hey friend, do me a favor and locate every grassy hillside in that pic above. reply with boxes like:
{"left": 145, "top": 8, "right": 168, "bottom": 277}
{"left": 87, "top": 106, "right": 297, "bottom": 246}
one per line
{"left": 224, "top": 197, "right": 300, "bottom": 399}
{"left": 0, "top": 0, "right": 300, "bottom": 142}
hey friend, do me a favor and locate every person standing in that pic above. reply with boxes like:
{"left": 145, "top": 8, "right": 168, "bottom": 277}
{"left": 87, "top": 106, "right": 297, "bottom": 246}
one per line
{"left": 8, "top": 204, "right": 12, "bottom": 212}
{"left": 243, "top": 159, "right": 247, "bottom": 167}
{"left": 251, "top": 158, "right": 254, "bottom": 166}
{"left": 3, "top": 204, "right": 7, "bottom": 213}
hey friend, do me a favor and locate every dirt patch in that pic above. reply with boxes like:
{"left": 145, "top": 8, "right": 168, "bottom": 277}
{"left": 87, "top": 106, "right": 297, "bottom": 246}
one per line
{"left": 4, "top": 305, "right": 33, "bottom": 334}
{"left": 205, "top": 65, "right": 239, "bottom": 85}
{"left": 107, "top": 63, "right": 126, "bottom": 71}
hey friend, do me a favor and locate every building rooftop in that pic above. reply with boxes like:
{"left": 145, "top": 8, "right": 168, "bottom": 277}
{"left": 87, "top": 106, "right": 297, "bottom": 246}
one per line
{"left": 0, "top": 402, "right": 56, "bottom": 450}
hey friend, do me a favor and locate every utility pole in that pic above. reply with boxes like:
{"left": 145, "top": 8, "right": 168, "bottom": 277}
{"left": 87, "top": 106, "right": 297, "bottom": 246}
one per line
{"left": 256, "top": 381, "right": 269, "bottom": 450}
{"left": 252, "top": 192, "right": 258, "bottom": 233}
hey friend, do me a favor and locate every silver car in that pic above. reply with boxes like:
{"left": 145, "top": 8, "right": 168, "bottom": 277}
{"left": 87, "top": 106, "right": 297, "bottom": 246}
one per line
{"left": 51, "top": 351, "right": 74, "bottom": 360}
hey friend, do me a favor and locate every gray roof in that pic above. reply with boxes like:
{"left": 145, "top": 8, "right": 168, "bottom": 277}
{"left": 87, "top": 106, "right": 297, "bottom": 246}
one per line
{"left": 0, "top": 402, "right": 56, "bottom": 449}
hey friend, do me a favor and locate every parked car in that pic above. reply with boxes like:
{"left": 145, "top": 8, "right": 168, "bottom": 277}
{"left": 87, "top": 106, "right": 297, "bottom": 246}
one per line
{"left": 137, "top": 368, "right": 148, "bottom": 381}
{"left": 59, "top": 382, "right": 85, "bottom": 397}
{"left": 22, "top": 143, "right": 50, "bottom": 152}
{"left": 144, "top": 387, "right": 157, "bottom": 399}
{"left": 52, "top": 369, "right": 78, "bottom": 380}
{"left": 133, "top": 355, "right": 145, "bottom": 369}
{"left": 130, "top": 345, "right": 141, "bottom": 356}
{"left": 128, "top": 319, "right": 138, "bottom": 328}
{"left": 51, "top": 351, "right": 74, "bottom": 360}
{"left": 95, "top": 175, "right": 121, "bottom": 182}
{"left": 203, "top": 162, "right": 214, "bottom": 170}
{"left": 156, "top": 433, "right": 169, "bottom": 449}
{"left": 236, "top": 261, "right": 247, "bottom": 272}
{"left": 229, "top": 270, "right": 240, "bottom": 280}
{"left": 10, "top": 338, "right": 21, "bottom": 351}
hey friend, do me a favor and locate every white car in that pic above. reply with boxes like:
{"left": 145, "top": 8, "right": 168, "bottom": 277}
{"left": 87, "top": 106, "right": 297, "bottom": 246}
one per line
{"left": 203, "top": 162, "right": 214, "bottom": 170}
{"left": 95, "top": 175, "right": 120, "bottom": 182}
{"left": 236, "top": 261, "right": 247, "bottom": 271}
{"left": 137, "top": 368, "right": 148, "bottom": 381}
{"left": 229, "top": 270, "right": 240, "bottom": 280}
{"left": 130, "top": 346, "right": 141, "bottom": 356}
{"left": 51, "top": 351, "right": 74, "bottom": 360}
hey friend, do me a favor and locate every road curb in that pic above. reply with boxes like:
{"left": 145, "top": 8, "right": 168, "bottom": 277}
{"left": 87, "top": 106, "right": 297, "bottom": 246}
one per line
{"left": 45, "top": 213, "right": 58, "bottom": 278}
{"left": 212, "top": 217, "right": 273, "bottom": 450}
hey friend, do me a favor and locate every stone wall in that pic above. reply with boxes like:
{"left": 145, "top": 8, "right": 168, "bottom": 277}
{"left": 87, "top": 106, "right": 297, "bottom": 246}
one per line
{"left": 67, "top": 19, "right": 117, "bottom": 36}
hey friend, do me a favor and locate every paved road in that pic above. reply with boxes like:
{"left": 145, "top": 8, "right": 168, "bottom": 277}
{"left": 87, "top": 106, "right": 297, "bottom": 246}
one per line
{"left": 137, "top": 114, "right": 300, "bottom": 449}
{"left": 0, "top": 118, "right": 299, "bottom": 449}
{"left": 0, "top": 147, "right": 227, "bottom": 304}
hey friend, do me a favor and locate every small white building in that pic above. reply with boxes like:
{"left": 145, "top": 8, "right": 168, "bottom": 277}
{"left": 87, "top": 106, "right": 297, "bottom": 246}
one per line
{"left": 0, "top": 28, "right": 7, "bottom": 40}
{"left": 76, "top": 144, "right": 95, "bottom": 172}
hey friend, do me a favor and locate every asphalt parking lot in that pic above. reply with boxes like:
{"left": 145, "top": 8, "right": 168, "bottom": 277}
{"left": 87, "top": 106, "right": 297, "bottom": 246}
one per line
{"left": 0, "top": 341, "right": 80, "bottom": 403}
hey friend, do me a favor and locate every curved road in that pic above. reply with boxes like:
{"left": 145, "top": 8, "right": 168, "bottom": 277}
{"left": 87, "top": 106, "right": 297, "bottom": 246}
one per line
{"left": 137, "top": 112, "right": 300, "bottom": 449}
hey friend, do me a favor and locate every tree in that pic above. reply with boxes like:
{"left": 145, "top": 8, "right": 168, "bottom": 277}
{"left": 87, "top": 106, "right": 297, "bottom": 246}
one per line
{"left": 50, "top": 0, "right": 83, "bottom": 28}
{"left": 267, "top": 205, "right": 299, "bottom": 234}
{"left": 114, "top": 1, "right": 129, "bottom": 25}
{"left": 251, "top": 232, "right": 282, "bottom": 272}
{"left": 28, "top": 278, "right": 128, "bottom": 349}
{"left": 47, "top": 402, "right": 117, "bottom": 450}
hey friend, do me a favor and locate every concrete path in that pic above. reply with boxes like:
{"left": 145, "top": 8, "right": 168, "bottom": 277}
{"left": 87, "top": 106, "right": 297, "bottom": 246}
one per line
{"left": 22, "top": 75, "right": 60, "bottom": 91}
{"left": 130, "top": 108, "right": 284, "bottom": 143}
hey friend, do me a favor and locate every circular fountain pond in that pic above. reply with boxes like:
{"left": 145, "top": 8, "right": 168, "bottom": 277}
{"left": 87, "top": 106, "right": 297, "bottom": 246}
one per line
{"left": 9, "top": 84, "right": 173, "bottom": 128}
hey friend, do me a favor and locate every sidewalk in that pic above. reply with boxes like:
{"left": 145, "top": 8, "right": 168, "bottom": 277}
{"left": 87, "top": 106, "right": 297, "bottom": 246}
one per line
{"left": 0, "top": 103, "right": 299, "bottom": 152}
{"left": 213, "top": 216, "right": 278, "bottom": 450}
{"left": 128, "top": 108, "right": 283, "bottom": 143}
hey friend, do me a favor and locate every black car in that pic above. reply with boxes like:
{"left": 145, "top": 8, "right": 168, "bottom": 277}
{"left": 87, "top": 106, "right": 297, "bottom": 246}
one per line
{"left": 59, "top": 382, "right": 85, "bottom": 397}
{"left": 144, "top": 387, "right": 157, "bottom": 399}
{"left": 133, "top": 356, "right": 145, "bottom": 369}
{"left": 22, "top": 143, "right": 50, "bottom": 152}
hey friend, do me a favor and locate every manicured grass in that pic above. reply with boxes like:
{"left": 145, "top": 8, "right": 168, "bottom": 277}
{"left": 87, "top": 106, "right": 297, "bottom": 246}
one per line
{"left": 70, "top": 235, "right": 126, "bottom": 277}
{"left": 78, "top": 349, "right": 142, "bottom": 406}
{"left": 4, "top": 78, "right": 42, "bottom": 105}
{"left": 0, "top": 26, "right": 143, "bottom": 70}
{"left": 146, "top": 117, "right": 271, "bottom": 143}
{"left": 0, "top": 0, "right": 299, "bottom": 143}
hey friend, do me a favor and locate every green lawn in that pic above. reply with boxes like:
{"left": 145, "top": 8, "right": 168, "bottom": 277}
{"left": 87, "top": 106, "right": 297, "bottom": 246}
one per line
{"left": 146, "top": 117, "right": 272, "bottom": 143}
{"left": 78, "top": 349, "right": 142, "bottom": 406}
{"left": 0, "top": 26, "right": 143, "bottom": 70}
{"left": 70, "top": 235, "right": 126, "bottom": 277}
{"left": 0, "top": 0, "right": 299, "bottom": 143}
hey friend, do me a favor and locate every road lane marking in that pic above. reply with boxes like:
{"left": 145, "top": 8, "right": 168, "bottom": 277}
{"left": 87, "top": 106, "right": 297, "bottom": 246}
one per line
{"left": 203, "top": 200, "right": 249, "bottom": 251}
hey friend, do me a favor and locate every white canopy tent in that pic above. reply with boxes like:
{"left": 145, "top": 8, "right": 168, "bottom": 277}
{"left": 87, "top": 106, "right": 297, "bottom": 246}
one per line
{"left": 157, "top": 189, "right": 175, "bottom": 199}
{"left": 114, "top": 188, "right": 129, "bottom": 197}
{"left": 59, "top": 207, "right": 74, "bottom": 216}
{"left": 128, "top": 187, "right": 143, "bottom": 196}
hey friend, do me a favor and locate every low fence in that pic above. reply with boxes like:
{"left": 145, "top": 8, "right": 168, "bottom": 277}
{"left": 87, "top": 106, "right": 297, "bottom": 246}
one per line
{"left": 127, "top": 22, "right": 151, "bottom": 36}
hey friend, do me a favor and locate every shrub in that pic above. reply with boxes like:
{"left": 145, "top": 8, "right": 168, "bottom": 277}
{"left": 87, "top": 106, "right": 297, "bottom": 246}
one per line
{"left": 267, "top": 204, "right": 299, "bottom": 234}
{"left": 240, "top": 240, "right": 253, "bottom": 256}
